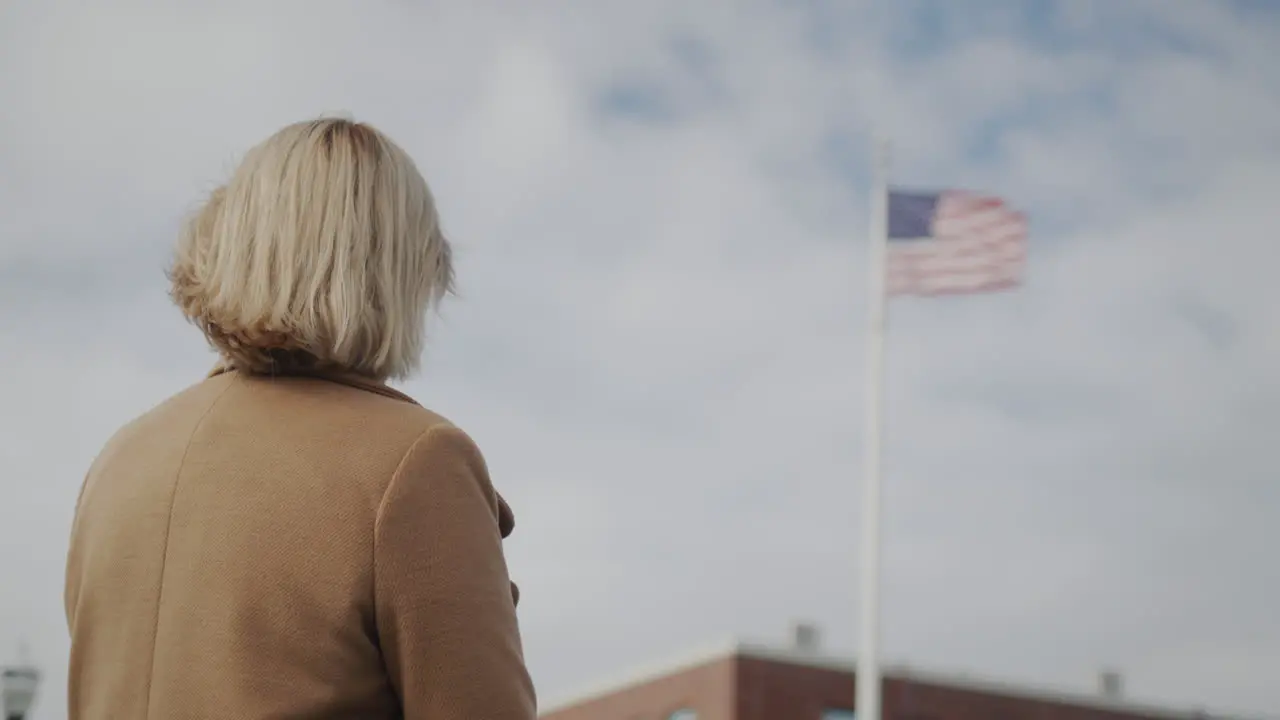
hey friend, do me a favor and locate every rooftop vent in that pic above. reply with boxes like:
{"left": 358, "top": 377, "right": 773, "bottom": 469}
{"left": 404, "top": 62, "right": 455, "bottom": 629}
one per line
{"left": 791, "top": 621, "right": 821, "bottom": 654}
{"left": 1098, "top": 669, "right": 1123, "bottom": 700}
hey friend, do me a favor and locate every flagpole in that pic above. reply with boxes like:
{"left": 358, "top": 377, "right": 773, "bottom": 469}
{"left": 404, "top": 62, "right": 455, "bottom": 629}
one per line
{"left": 857, "top": 136, "right": 890, "bottom": 720}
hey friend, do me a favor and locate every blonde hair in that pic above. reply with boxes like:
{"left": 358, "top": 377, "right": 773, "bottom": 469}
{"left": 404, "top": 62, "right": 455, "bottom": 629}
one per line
{"left": 170, "top": 118, "right": 453, "bottom": 381}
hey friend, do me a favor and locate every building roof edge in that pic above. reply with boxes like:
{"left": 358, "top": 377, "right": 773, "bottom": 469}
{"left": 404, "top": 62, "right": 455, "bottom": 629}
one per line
{"left": 538, "top": 637, "right": 741, "bottom": 715}
{"left": 539, "top": 639, "right": 1266, "bottom": 720}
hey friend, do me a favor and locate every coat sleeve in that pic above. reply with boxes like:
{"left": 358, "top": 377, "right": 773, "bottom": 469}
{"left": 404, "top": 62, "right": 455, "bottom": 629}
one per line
{"left": 373, "top": 424, "right": 536, "bottom": 720}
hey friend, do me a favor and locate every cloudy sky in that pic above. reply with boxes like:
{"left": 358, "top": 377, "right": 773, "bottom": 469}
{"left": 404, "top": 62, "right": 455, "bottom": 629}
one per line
{"left": 3, "top": 0, "right": 1279, "bottom": 718}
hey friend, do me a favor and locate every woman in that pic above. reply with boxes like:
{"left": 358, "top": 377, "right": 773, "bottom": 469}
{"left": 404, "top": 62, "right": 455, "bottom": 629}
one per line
{"left": 64, "top": 118, "right": 536, "bottom": 719}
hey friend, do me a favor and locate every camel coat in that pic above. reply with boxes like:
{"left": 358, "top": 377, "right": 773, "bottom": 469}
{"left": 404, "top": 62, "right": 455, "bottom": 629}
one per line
{"left": 64, "top": 367, "right": 536, "bottom": 719}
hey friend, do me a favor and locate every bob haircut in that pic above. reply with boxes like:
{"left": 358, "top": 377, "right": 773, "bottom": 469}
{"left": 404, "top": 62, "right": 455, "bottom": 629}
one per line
{"left": 169, "top": 118, "right": 453, "bottom": 382}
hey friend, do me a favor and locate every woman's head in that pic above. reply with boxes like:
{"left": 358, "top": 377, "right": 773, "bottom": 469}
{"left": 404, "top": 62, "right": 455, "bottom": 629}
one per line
{"left": 170, "top": 118, "right": 453, "bottom": 381}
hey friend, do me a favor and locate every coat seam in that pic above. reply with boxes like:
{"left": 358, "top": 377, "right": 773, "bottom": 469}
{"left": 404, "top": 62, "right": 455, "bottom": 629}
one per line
{"left": 141, "top": 377, "right": 238, "bottom": 719}
{"left": 369, "top": 423, "right": 446, "bottom": 626}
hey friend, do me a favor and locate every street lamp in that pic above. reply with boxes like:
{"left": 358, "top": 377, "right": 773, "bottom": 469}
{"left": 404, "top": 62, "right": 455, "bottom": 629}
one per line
{"left": 1, "top": 665, "right": 39, "bottom": 720}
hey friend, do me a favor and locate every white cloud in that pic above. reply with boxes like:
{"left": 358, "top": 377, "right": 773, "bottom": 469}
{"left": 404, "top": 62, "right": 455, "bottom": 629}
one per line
{"left": 2, "top": 1, "right": 1279, "bottom": 718}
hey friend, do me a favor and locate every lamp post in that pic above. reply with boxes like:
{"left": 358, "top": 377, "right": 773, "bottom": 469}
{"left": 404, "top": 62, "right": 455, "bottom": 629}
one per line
{"left": 1, "top": 665, "right": 39, "bottom": 720}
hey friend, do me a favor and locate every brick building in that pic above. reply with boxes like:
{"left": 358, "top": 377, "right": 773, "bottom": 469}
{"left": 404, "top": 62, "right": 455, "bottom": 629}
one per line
{"left": 540, "top": 630, "right": 1234, "bottom": 720}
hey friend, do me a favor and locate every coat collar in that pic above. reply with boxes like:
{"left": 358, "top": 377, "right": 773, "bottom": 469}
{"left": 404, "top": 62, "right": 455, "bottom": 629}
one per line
{"left": 208, "top": 363, "right": 421, "bottom": 406}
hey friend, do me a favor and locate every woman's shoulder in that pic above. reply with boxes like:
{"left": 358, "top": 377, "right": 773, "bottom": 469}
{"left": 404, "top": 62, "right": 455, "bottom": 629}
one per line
{"left": 93, "top": 368, "right": 478, "bottom": 509}
{"left": 218, "top": 368, "right": 463, "bottom": 442}
{"left": 95, "top": 368, "right": 464, "bottom": 479}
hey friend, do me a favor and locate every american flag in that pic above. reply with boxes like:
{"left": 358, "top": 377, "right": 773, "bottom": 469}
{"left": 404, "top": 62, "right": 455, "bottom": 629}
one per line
{"left": 885, "top": 189, "right": 1028, "bottom": 296}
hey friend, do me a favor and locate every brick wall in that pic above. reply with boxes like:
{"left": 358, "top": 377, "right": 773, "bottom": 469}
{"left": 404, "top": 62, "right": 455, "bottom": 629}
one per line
{"left": 541, "top": 653, "right": 1185, "bottom": 720}
{"left": 882, "top": 675, "right": 1164, "bottom": 720}
{"left": 735, "top": 656, "right": 854, "bottom": 720}
{"left": 541, "top": 658, "right": 736, "bottom": 720}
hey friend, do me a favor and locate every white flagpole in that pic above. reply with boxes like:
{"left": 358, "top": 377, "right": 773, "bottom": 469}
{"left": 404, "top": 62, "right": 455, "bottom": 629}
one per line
{"left": 857, "top": 137, "right": 890, "bottom": 720}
